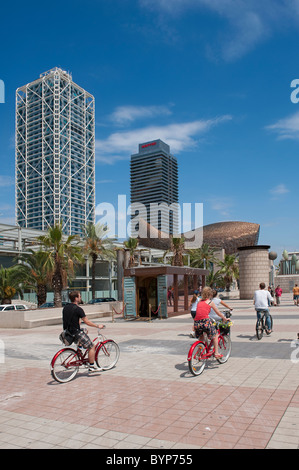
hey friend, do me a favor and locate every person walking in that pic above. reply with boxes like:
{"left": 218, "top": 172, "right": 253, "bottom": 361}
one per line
{"left": 293, "top": 284, "right": 299, "bottom": 306}
{"left": 275, "top": 285, "right": 282, "bottom": 306}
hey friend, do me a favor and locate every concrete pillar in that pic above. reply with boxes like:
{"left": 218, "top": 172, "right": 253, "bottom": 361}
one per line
{"left": 238, "top": 245, "right": 271, "bottom": 300}
{"left": 117, "top": 250, "right": 124, "bottom": 301}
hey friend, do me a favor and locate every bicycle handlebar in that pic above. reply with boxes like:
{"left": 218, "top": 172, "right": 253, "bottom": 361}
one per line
{"left": 223, "top": 310, "right": 233, "bottom": 318}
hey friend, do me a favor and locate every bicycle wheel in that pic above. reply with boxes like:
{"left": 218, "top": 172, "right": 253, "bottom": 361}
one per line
{"left": 51, "top": 348, "right": 79, "bottom": 383}
{"left": 256, "top": 318, "right": 264, "bottom": 340}
{"left": 188, "top": 342, "right": 207, "bottom": 376}
{"left": 217, "top": 335, "right": 232, "bottom": 363}
{"left": 96, "top": 340, "right": 120, "bottom": 370}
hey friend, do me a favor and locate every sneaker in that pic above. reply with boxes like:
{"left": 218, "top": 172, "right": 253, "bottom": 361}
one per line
{"left": 88, "top": 364, "right": 100, "bottom": 372}
{"left": 190, "top": 332, "right": 195, "bottom": 338}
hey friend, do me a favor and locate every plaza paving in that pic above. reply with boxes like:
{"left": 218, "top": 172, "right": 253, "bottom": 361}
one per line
{"left": 0, "top": 294, "right": 299, "bottom": 450}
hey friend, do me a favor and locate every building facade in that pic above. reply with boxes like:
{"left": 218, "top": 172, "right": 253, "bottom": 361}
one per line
{"left": 130, "top": 140, "right": 179, "bottom": 235}
{"left": 0, "top": 223, "right": 117, "bottom": 303}
{"left": 274, "top": 251, "right": 299, "bottom": 292}
{"left": 15, "top": 67, "right": 95, "bottom": 235}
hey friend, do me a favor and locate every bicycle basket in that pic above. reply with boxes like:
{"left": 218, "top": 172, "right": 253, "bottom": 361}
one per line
{"left": 218, "top": 320, "right": 233, "bottom": 334}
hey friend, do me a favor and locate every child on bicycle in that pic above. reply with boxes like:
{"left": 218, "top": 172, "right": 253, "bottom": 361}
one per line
{"left": 209, "top": 289, "right": 233, "bottom": 322}
{"left": 194, "top": 286, "right": 229, "bottom": 359}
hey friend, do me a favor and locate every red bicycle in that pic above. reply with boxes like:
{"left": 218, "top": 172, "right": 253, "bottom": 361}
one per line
{"left": 50, "top": 329, "right": 120, "bottom": 383}
{"left": 187, "top": 311, "right": 232, "bottom": 376}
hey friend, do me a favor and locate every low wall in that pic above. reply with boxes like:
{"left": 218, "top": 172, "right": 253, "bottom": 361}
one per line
{"left": 0, "top": 302, "right": 123, "bottom": 329}
{"left": 274, "top": 275, "right": 299, "bottom": 293}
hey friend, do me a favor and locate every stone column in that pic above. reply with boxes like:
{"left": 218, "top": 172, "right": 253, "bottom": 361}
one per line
{"left": 117, "top": 250, "right": 124, "bottom": 301}
{"left": 238, "top": 245, "right": 271, "bottom": 300}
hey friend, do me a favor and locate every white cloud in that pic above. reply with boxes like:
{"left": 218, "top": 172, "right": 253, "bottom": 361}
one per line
{"left": 270, "top": 184, "right": 290, "bottom": 196}
{"left": 95, "top": 115, "right": 232, "bottom": 163}
{"left": 0, "top": 203, "right": 15, "bottom": 225}
{"left": 139, "top": 0, "right": 297, "bottom": 61}
{"left": 208, "top": 196, "right": 234, "bottom": 217}
{"left": 266, "top": 112, "right": 299, "bottom": 140}
{"left": 0, "top": 176, "right": 14, "bottom": 187}
{"left": 110, "top": 105, "right": 172, "bottom": 125}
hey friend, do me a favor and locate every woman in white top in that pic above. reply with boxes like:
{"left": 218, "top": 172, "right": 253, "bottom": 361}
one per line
{"left": 190, "top": 290, "right": 200, "bottom": 337}
{"left": 209, "top": 289, "right": 233, "bottom": 322}
{"left": 190, "top": 290, "right": 200, "bottom": 319}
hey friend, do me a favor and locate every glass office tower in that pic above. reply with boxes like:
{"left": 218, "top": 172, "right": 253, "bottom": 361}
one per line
{"left": 130, "top": 139, "right": 179, "bottom": 235}
{"left": 15, "top": 67, "right": 95, "bottom": 235}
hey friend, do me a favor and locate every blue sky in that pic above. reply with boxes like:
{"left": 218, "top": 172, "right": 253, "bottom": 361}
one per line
{"left": 0, "top": 0, "right": 299, "bottom": 259}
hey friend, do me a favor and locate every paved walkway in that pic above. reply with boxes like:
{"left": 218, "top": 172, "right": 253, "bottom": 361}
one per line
{"left": 0, "top": 294, "right": 299, "bottom": 449}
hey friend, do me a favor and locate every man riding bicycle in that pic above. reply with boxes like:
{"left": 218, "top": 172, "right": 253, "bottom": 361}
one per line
{"left": 253, "top": 282, "right": 274, "bottom": 334}
{"left": 63, "top": 291, "right": 105, "bottom": 372}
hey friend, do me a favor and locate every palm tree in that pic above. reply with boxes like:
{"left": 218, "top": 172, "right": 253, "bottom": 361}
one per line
{"left": 0, "top": 265, "right": 25, "bottom": 304}
{"left": 189, "top": 243, "right": 217, "bottom": 271}
{"left": 124, "top": 237, "right": 139, "bottom": 268}
{"left": 170, "top": 236, "right": 185, "bottom": 266}
{"left": 206, "top": 270, "right": 226, "bottom": 289}
{"left": 217, "top": 254, "right": 239, "bottom": 291}
{"left": 82, "top": 222, "right": 116, "bottom": 300}
{"left": 16, "top": 249, "right": 52, "bottom": 307}
{"left": 37, "top": 223, "right": 84, "bottom": 307}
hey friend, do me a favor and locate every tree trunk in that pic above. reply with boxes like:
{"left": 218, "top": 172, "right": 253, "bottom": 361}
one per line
{"left": 52, "top": 271, "right": 63, "bottom": 307}
{"left": 53, "top": 287, "right": 62, "bottom": 307}
{"left": 37, "top": 284, "right": 47, "bottom": 307}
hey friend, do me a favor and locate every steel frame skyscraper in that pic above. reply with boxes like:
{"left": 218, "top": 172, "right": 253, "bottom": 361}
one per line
{"left": 130, "top": 139, "right": 179, "bottom": 235}
{"left": 15, "top": 67, "right": 95, "bottom": 235}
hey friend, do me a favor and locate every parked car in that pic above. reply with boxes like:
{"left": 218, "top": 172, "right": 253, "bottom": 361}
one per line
{"left": 0, "top": 304, "right": 29, "bottom": 311}
{"left": 39, "top": 301, "right": 69, "bottom": 308}
{"left": 88, "top": 297, "right": 116, "bottom": 304}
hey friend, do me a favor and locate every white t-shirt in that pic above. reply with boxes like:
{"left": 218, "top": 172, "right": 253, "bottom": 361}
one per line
{"left": 209, "top": 297, "right": 222, "bottom": 321}
{"left": 254, "top": 289, "right": 272, "bottom": 309}
{"left": 191, "top": 296, "right": 200, "bottom": 312}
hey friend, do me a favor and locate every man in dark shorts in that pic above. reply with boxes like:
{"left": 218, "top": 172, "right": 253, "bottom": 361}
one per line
{"left": 63, "top": 290, "right": 104, "bottom": 372}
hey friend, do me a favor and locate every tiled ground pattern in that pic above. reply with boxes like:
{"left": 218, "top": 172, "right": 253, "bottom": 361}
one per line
{"left": 0, "top": 294, "right": 299, "bottom": 449}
